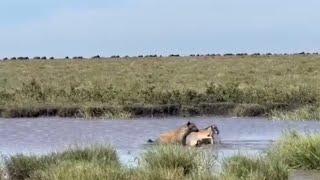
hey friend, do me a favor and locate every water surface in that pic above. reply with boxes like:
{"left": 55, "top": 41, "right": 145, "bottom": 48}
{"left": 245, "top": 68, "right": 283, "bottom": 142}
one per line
{"left": 0, "top": 117, "right": 319, "bottom": 165}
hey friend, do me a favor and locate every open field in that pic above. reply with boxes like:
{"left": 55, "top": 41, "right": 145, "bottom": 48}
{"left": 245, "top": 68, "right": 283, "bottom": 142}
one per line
{"left": 2, "top": 132, "right": 320, "bottom": 180}
{"left": 0, "top": 55, "right": 319, "bottom": 119}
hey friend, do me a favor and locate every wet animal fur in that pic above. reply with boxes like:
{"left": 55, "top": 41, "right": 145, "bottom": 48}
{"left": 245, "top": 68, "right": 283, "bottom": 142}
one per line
{"left": 148, "top": 121, "right": 199, "bottom": 145}
{"left": 186, "top": 124, "right": 220, "bottom": 147}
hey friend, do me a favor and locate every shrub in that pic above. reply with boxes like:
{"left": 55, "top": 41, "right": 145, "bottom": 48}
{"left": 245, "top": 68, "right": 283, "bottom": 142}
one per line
{"left": 72, "top": 56, "right": 83, "bottom": 59}
{"left": 92, "top": 55, "right": 100, "bottom": 59}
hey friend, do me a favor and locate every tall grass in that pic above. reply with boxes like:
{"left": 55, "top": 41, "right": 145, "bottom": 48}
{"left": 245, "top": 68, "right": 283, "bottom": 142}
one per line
{"left": 3, "top": 133, "right": 320, "bottom": 180}
{"left": 141, "top": 145, "right": 215, "bottom": 176}
{"left": 142, "top": 145, "right": 200, "bottom": 175}
{"left": 221, "top": 155, "right": 289, "bottom": 180}
{"left": 29, "top": 161, "right": 131, "bottom": 180}
{"left": 5, "top": 145, "right": 119, "bottom": 180}
{"left": 4, "top": 145, "right": 217, "bottom": 180}
{"left": 269, "top": 132, "right": 320, "bottom": 170}
{"left": 271, "top": 106, "right": 320, "bottom": 121}
{"left": 221, "top": 132, "right": 320, "bottom": 180}
{"left": 0, "top": 56, "right": 319, "bottom": 118}
{"left": 0, "top": 167, "right": 6, "bottom": 180}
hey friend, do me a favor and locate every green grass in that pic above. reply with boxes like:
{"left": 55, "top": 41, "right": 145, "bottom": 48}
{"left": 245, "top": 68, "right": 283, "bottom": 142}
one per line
{"left": 271, "top": 106, "right": 320, "bottom": 121}
{"left": 29, "top": 161, "right": 132, "bottom": 180}
{"left": 221, "top": 132, "right": 320, "bottom": 180}
{"left": 221, "top": 155, "right": 289, "bottom": 180}
{"left": 0, "top": 167, "right": 6, "bottom": 180}
{"left": 0, "top": 56, "right": 319, "bottom": 118}
{"left": 141, "top": 145, "right": 214, "bottom": 175}
{"left": 5, "top": 145, "right": 119, "bottom": 180}
{"left": 4, "top": 145, "right": 217, "bottom": 180}
{"left": 269, "top": 132, "right": 320, "bottom": 170}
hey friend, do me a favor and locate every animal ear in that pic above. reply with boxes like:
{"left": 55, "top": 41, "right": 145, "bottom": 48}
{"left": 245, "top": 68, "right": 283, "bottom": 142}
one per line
{"left": 187, "top": 121, "right": 191, "bottom": 126}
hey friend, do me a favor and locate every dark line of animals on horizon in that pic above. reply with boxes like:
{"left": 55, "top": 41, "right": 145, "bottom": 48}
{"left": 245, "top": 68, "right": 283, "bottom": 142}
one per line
{"left": 0, "top": 52, "right": 319, "bottom": 61}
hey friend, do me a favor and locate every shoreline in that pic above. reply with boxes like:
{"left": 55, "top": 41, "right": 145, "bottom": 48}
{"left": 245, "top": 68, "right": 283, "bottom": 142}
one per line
{"left": 0, "top": 103, "right": 290, "bottom": 119}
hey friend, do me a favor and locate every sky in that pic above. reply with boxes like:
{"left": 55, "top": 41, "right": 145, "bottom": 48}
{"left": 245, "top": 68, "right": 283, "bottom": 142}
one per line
{"left": 0, "top": 0, "right": 320, "bottom": 57}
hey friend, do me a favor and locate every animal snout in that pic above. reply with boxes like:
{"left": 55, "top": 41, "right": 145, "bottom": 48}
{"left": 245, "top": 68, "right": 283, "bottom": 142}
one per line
{"left": 213, "top": 126, "right": 220, "bottom": 135}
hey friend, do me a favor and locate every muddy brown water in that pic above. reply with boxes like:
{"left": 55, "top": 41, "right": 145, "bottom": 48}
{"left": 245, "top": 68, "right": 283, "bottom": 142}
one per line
{"left": 0, "top": 116, "right": 320, "bottom": 167}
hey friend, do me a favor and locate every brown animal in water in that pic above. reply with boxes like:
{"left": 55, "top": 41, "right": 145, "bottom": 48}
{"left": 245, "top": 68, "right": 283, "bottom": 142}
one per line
{"left": 185, "top": 124, "right": 220, "bottom": 147}
{"left": 148, "top": 121, "right": 199, "bottom": 145}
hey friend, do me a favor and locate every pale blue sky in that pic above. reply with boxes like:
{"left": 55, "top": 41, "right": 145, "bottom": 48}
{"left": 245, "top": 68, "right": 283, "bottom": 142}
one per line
{"left": 0, "top": 0, "right": 319, "bottom": 57}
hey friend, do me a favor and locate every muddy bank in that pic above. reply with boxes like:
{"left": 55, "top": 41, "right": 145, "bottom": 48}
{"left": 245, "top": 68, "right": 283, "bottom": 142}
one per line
{"left": 0, "top": 103, "right": 290, "bottom": 118}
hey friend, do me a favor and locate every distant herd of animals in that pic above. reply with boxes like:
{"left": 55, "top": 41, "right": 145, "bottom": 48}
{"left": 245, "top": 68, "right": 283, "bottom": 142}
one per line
{"left": 147, "top": 121, "right": 220, "bottom": 147}
{"left": 0, "top": 52, "right": 318, "bottom": 61}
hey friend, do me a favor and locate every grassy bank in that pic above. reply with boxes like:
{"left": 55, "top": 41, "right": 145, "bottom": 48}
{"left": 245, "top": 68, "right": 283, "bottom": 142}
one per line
{"left": 2, "top": 132, "right": 320, "bottom": 180}
{"left": 221, "top": 132, "right": 320, "bottom": 179}
{"left": 0, "top": 56, "right": 319, "bottom": 119}
{"left": 271, "top": 106, "right": 320, "bottom": 121}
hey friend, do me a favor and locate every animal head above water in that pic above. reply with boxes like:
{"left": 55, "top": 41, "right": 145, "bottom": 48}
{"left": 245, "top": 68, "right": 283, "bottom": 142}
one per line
{"left": 204, "top": 124, "right": 219, "bottom": 135}
{"left": 211, "top": 124, "right": 220, "bottom": 135}
{"left": 186, "top": 121, "right": 199, "bottom": 132}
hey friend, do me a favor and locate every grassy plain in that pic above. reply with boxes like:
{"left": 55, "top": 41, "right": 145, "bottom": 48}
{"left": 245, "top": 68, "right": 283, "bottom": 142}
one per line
{"left": 0, "top": 55, "right": 319, "bottom": 119}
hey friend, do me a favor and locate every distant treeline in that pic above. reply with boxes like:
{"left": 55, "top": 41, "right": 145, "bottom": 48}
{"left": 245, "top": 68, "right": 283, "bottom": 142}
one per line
{"left": 1, "top": 52, "right": 319, "bottom": 61}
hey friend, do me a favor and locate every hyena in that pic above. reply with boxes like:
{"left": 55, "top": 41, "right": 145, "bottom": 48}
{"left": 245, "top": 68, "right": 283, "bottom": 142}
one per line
{"left": 185, "top": 124, "right": 219, "bottom": 147}
{"left": 148, "top": 121, "right": 199, "bottom": 145}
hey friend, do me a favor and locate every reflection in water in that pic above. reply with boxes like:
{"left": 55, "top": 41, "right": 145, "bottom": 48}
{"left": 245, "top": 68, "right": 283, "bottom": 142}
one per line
{"left": 0, "top": 116, "right": 320, "bottom": 165}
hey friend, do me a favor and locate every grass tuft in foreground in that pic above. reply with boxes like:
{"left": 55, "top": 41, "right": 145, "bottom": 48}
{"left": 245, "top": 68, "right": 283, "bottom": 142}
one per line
{"left": 5, "top": 145, "right": 119, "bottom": 180}
{"left": 5, "top": 145, "right": 217, "bottom": 180}
{"left": 221, "top": 155, "right": 289, "bottom": 180}
{"left": 221, "top": 132, "right": 320, "bottom": 180}
{"left": 4, "top": 132, "right": 320, "bottom": 180}
{"left": 141, "top": 145, "right": 201, "bottom": 175}
{"left": 29, "top": 161, "right": 131, "bottom": 180}
{"left": 269, "top": 131, "right": 320, "bottom": 170}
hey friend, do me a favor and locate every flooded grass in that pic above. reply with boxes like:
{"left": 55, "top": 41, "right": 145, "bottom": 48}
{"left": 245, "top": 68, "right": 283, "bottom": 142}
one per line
{"left": 0, "top": 56, "right": 319, "bottom": 119}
